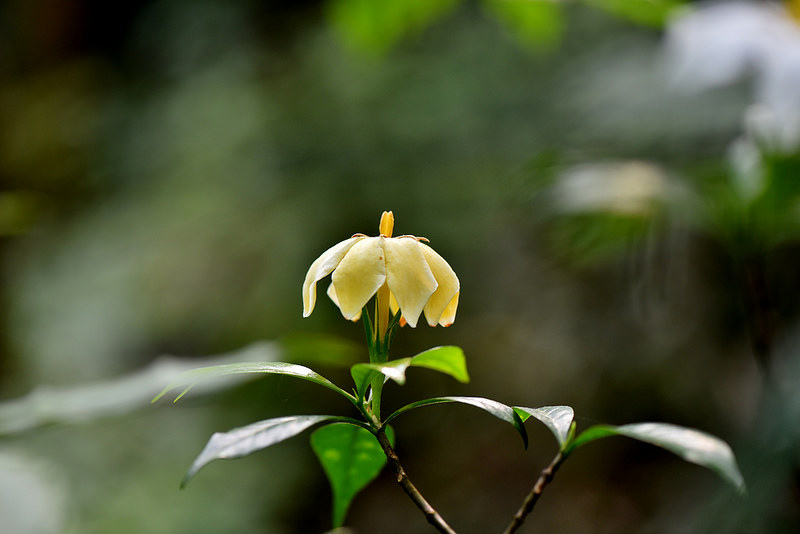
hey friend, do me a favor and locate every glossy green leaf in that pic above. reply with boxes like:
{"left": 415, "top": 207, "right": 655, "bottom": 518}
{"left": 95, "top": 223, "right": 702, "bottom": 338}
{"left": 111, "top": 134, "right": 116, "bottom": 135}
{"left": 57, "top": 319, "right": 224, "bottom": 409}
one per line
{"left": 514, "top": 405, "right": 574, "bottom": 449}
{"left": 569, "top": 422, "right": 745, "bottom": 493}
{"left": 311, "top": 423, "right": 395, "bottom": 528}
{"left": 387, "top": 396, "right": 527, "bottom": 448}
{"left": 410, "top": 346, "right": 470, "bottom": 382}
{"left": 182, "top": 415, "right": 350, "bottom": 488}
{"left": 482, "top": 0, "right": 564, "bottom": 49}
{"left": 153, "top": 362, "right": 355, "bottom": 403}
{"left": 350, "top": 346, "right": 469, "bottom": 399}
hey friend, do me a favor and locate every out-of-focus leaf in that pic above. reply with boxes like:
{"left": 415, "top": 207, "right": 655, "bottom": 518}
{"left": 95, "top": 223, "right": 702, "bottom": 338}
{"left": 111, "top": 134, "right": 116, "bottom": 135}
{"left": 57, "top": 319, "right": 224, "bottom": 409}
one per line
{"left": 482, "top": 0, "right": 564, "bottom": 49}
{"left": 183, "top": 415, "right": 353, "bottom": 488}
{"left": 514, "top": 405, "right": 574, "bottom": 448}
{"left": 568, "top": 422, "right": 745, "bottom": 493}
{"left": 327, "top": 0, "right": 461, "bottom": 54}
{"left": 0, "top": 342, "right": 282, "bottom": 435}
{"left": 544, "top": 160, "right": 672, "bottom": 265}
{"left": 311, "top": 423, "right": 394, "bottom": 528}
{"left": 582, "top": 0, "right": 684, "bottom": 27}
{"left": 153, "top": 361, "right": 355, "bottom": 403}
{"left": 549, "top": 212, "right": 653, "bottom": 266}
{"left": 386, "top": 396, "right": 528, "bottom": 448}
{"left": 350, "top": 346, "right": 469, "bottom": 399}
{"left": 748, "top": 153, "right": 800, "bottom": 246}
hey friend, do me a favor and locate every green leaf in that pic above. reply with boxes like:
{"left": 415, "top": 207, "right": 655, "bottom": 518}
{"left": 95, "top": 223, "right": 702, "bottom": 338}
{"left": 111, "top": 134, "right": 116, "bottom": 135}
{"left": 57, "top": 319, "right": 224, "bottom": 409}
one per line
{"left": 581, "top": 0, "right": 684, "bottom": 28}
{"left": 311, "top": 423, "right": 395, "bottom": 528}
{"left": 514, "top": 405, "right": 574, "bottom": 449}
{"left": 350, "top": 346, "right": 469, "bottom": 399}
{"left": 182, "top": 415, "right": 349, "bottom": 488}
{"left": 327, "top": 0, "right": 461, "bottom": 55}
{"left": 569, "top": 422, "right": 745, "bottom": 493}
{"left": 387, "top": 396, "right": 528, "bottom": 449}
{"left": 482, "top": 0, "right": 564, "bottom": 49}
{"left": 410, "top": 346, "right": 470, "bottom": 382}
{"left": 153, "top": 362, "right": 355, "bottom": 403}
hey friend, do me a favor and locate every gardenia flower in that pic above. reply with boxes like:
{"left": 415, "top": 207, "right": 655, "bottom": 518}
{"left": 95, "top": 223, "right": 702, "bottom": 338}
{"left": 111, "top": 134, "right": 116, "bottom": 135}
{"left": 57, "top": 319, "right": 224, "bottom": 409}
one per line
{"left": 303, "top": 211, "right": 459, "bottom": 328}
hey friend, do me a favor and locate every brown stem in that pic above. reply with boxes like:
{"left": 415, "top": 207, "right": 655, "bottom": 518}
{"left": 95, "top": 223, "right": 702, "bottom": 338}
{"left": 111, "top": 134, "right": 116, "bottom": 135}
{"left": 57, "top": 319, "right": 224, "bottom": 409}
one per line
{"left": 503, "top": 451, "right": 565, "bottom": 534}
{"left": 375, "top": 430, "right": 457, "bottom": 534}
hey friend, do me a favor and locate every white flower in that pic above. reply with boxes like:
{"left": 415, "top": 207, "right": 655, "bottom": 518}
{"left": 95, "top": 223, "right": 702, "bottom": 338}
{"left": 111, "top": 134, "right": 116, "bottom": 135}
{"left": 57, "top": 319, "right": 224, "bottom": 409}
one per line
{"left": 302, "top": 211, "right": 459, "bottom": 328}
{"left": 664, "top": 1, "right": 800, "bottom": 151}
{"left": 553, "top": 161, "right": 668, "bottom": 216}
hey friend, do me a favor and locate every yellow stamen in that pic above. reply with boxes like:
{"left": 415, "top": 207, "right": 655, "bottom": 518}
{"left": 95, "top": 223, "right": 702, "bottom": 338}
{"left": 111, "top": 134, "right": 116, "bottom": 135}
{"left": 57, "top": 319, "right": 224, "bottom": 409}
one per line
{"left": 379, "top": 211, "right": 394, "bottom": 237}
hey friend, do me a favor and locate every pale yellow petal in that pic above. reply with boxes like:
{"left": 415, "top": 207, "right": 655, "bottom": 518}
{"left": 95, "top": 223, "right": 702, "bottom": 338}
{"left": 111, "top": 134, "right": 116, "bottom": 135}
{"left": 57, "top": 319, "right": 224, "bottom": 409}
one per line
{"left": 436, "top": 292, "right": 459, "bottom": 327}
{"left": 420, "top": 243, "right": 460, "bottom": 326}
{"left": 331, "top": 237, "right": 387, "bottom": 320}
{"left": 303, "top": 236, "right": 364, "bottom": 317}
{"left": 383, "top": 237, "right": 437, "bottom": 327}
{"left": 327, "top": 283, "right": 361, "bottom": 321}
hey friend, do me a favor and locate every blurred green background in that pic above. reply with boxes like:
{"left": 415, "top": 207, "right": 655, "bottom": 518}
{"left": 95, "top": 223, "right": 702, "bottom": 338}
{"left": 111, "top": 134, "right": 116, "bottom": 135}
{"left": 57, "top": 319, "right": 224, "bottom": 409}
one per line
{"left": 1, "top": 0, "right": 799, "bottom": 532}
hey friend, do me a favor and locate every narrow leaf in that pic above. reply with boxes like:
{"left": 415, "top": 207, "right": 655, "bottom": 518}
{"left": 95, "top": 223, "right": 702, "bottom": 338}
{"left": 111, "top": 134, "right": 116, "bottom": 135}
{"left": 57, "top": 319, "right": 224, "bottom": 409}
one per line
{"left": 311, "top": 423, "right": 395, "bottom": 528}
{"left": 514, "top": 405, "right": 574, "bottom": 449}
{"left": 182, "top": 415, "right": 347, "bottom": 487}
{"left": 387, "top": 396, "right": 528, "bottom": 449}
{"left": 153, "top": 362, "right": 355, "bottom": 403}
{"left": 570, "top": 422, "right": 745, "bottom": 493}
{"left": 350, "top": 346, "right": 469, "bottom": 399}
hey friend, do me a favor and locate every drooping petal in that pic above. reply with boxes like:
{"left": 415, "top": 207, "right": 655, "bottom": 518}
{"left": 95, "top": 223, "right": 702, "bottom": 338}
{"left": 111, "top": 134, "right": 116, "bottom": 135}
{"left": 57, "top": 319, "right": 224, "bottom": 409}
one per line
{"left": 436, "top": 292, "right": 459, "bottom": 327}
{"left": 303, "top": 236, "right": 364, "bottom": 317}
{"left": 419, "top": 243, "right": 460, "bottom": 326}
{"left": 383, "top": 237, "right": 437, "bottom": 327}
{"left": 327, "top": 283, "right": 361, "bottom": 321}
{"left": 331, "top": 237, "right": 387, "bottom": 320}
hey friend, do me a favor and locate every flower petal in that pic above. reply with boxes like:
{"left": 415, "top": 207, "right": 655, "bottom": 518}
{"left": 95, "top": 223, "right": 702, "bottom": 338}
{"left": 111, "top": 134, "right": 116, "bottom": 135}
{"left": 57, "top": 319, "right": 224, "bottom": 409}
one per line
{"left": 303, "top": 236, "right": 364, "bottom": 317}
{"left": 383, "top": 237, "right": 437, "bottom": 327}
{"left": 331, "top": 237, "right": 387, "bottom": 320}
{"left": 437, "top": 292, "right": 459, "bottom": 327}
{"left": 327, "top": 283, "right": 361, "bottom": 321}
{"left": 419, "top": 243, "right": 460, "bottom": 326}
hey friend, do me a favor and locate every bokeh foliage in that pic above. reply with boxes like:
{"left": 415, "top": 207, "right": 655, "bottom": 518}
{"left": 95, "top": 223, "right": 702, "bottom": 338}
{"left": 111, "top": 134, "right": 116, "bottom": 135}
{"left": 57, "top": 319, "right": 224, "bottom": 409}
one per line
{"left": 1, "top": 0, "right": 798, "bottom": 533}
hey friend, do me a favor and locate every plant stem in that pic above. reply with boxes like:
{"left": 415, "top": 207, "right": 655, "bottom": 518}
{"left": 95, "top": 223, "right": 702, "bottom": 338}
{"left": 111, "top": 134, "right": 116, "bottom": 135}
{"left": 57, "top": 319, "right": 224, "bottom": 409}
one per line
{"left": 503, "top": 451, "right": 566, "bottom": 534}
{"left": 375, "top": 430, "right": 457, "bottom": 534}
{"left": 370, "top": 376, "right": 383, "bottom": 421}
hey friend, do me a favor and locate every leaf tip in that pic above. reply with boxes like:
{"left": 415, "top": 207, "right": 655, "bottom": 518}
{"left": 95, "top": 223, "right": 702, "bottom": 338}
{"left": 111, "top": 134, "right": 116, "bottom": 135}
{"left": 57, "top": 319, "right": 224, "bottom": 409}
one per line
{"left": 173, "top": 385, "right": 193, "bottom": 403}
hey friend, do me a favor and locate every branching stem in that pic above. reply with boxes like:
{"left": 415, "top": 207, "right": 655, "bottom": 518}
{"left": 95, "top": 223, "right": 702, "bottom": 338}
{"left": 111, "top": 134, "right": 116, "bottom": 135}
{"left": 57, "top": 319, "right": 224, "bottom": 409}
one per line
{"left": 375, "top": 430, "right": 457, "bottom": 534}
{"left": 503, "top": 451, "right": 566, "bottom": 534}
